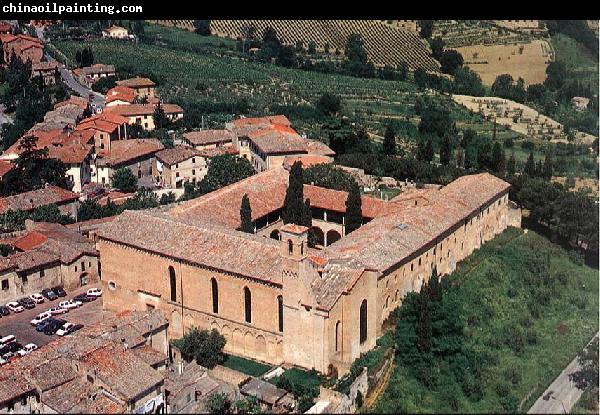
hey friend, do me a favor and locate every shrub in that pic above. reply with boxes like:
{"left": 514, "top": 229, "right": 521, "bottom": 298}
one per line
{"left": 494, "top": 381, "right": 511, "bottom": 398}
{"left": 528, "top": 300, "right": 543, "bottom": 318}
{"left": 526, "top": 329, "right": 538, "bottom": 345}
{"left": 504, "top": 367, "right": 522, "bottom": 385}
{"left": 570, "top": 293, "right": 588, "bottom": 310}
{"left": 171, "top": 328, "right": 226, "bottom": 369}
{"left": 568, "top": 250, "right": 585, "bottom": 265}
{"left": 500, "top": 395, "right": 519, "bottom": 412}
{"left": 555, "top": 271, "right": 568, "bottom": 286}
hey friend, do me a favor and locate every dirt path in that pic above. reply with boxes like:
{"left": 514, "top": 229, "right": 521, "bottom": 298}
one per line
{"left": 363, "top": 359, "right": 395, "bottom": 411}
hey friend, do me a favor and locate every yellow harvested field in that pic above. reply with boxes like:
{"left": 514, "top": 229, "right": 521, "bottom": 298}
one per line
{"left": 456, "top": 40, "right": 552, "bottom": 86}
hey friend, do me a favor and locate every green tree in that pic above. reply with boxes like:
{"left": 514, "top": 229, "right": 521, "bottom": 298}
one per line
{"left": 111, "top": 167, "right": 138, "bottom": 193}
{"left": 439, "top": 50, "right": 464, "bottom": 75}
{"left": 418, "top": 20, "right": 434, "bottom": 38}
{"left": 383, "top": 124, "right": 397, "bottom": 156}
{"left": 491, "top": 142, "right": 506, "bottom": 173}
{"left": 282, "top": 161, "right": 304, "bottom": 225}
{"left": 153, "top": 104, "right": 170, "bottom": 130}
{"left": 240, "top": 194, "right": 254, "bottom": 233}
{"left": 439, "top": 132, "right": 453, "bottom": 166}
{"left": 171, "top": 328, "right": 226, "bottom": 369}
{"left": 342, "top": 33, "right": 375, "bottom": 78}
{"left": 544, "top": 61, "right": 567, "bottom": 90}
{"left": 524, "top": 151, "right": 536, "bottom": 176}
{"left": 478, "top": 142, "right": 493, "bottom": 170}
{"left": 200, "top": 154, "right": 254, "bottom": 194}
{"left": 507, "top": 151, "right": 516, "bottom": 176}
{"left": 0, "top": 244, "right": 14, "bottom": 257}
{"left": 303, "top": 198, "right": 317, "bottom": 248}
{"left": 542, "top": 154, "right": 553, "bottom": 180}
{"left": 159, "top": 191, "right": 176, "bottom": 205}
{"left": 303, "top": 164, "right": 357, "bottom": 192}
{"left": 234, "top": 396, "right": 261, "bottom": 414}
{"left": 344, "top": 183, "right": 362, "bottom": 234}
{"left": 193, "top": 20, "right": 211, "bottom": 35}
{"left": 428, "top": 37, "right": 444, "bottom": 60}
{"left": 317, "top": 92, "right": 342, "bottom": 116}
{"left": 417, "top": 139, "right": 435, "bottom": 163}
{"left": 453, "top": 67, "right": 485, "bottom": 96}
{"left": 205, "top": 392, "right": 231, "bottom": 414}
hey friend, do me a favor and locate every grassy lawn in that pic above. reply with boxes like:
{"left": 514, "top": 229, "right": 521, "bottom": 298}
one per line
{"left": 373, "top": 228, "right": 599, "bottom": 413}
{"left": 221, "top": 354, "right": 272, "bottom": 377}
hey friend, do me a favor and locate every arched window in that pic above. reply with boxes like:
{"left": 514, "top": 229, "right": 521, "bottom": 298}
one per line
{"left": 169, "top": 266, "right": 176, "bottom": 302}
{"left": 359, "top": 299, "right": 367, "bottom": 344}
{"left": 211, "top": 278, "right": 219, "bottom": 314}
{"left": 288, "top": 240, "right": 293, "bottom": 255}
{"left": 335, "top": 320, "right": 341, "bottom": 352}
{"left": 244, "top": 287, "right": 252, "bottom": 323}
{"left": 277, "top": 295, "right": 283, "bottom": 332}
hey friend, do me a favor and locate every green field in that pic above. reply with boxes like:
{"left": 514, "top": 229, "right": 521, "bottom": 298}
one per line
{"left": 551, "top": 34, "right": 599, "bottom": 91}
{"left": 373, "top": 228, "right": 599, "bottom": 413}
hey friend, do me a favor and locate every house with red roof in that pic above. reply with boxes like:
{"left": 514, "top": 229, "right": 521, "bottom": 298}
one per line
{"left": 105, "top": 103, "right": 184, "bottom": 131}
{"left": 105, "top": 86, "right": 137, "bottom": 107}
{"left": 1, "top": 34, "right": 43, "bottom": 64}
{"left": 75, "top": 111, "right": 129, "bottom": 155}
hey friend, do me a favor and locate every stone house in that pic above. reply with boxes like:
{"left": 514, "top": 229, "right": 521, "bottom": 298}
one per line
{"left": 105, "top": 103, "right": 184, "bottom": 131}
{"left": 92, "top": 138, "right": 164, "bottom": 187}
{"left": 154, "top": 146, "right": 204, "bottom": 188}
{"left": 0, "top": 34, "right": 43, "bottom": 64}
{"left": 31, "top": 61, "right": 61, "bottom": 85}
{"left": 102, "top": 25, "right": 129, "bottom": 39}
{"left": 76, "top": 111, "right": 130, "bottom": 156}
{"left": 0, "top": 185, "right": 79, "bottom": 218}
{"left": 181, "top": 130, "right": 235, "bottom": 150}
{"left": 115, "top": 77, "right": 157, "bottom": 99}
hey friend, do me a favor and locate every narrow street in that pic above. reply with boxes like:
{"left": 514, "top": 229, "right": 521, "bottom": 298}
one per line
{"left": 527, "top": 332, "right": 599, "bottom": 414}
{"left": 35, "top": 26, "right": 106, "bottom": 108}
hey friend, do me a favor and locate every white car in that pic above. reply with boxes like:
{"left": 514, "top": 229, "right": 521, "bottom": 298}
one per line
{"left": 56, "top": 322, "right": 77, "bottom": 336}
{"left": 29, "top": 293, "right": 45, "bottom": 304}
{"left": 59, "top": 300, "right": 81, "bottom": 310}
{"left": 30, "top": 311, "right": 52, "bottom": 326}
{"left": 86, "top": 288, "right": 102, "bottom": 297}
{"left": 47, "top": 306, "right": 68, "bottom": 315}
{"left": 6, "top": 302, "right": 24, "bottom": 313}
{"left": 16, "top": 343, "right": 38, "bottom": 356}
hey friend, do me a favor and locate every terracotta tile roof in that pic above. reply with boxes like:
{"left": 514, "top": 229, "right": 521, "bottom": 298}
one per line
{"left": 283, "top": 155, "right": 331, "bottom": 169}
{"left": 304, "top": 184, "right": 390, "bottom": 219}
{"left": 196, "top": 146, "right": 238, "bottom": 158}
{"left": 0, "top": 160, "right": 14, "bottom": 177}
{"left": 312, "top": 259, "right": 366, "bottom": 310}
{"left": 81, "top": 63, "right": 115, "bottom": 76}
{"left": 97, "top": 210, "right": 285, "bottom": 284}
{"left": 280, "top": 223, "right": 308, "bottom": 234}
{"left": 12, "top": 231, "right": 48, "bottom": 251}
{"left": 248, "top": 128, "right": 309, "bottom": 154}
{"left": 326, "top": 173, "right": 511, "bottom": 271}
{"left": 230, "top": 115, "right": 291, "bottom": 128}
{"left": 42, "top": 377, "right": 97, "bottom": 413}
{"left": 54, "top": 95, "right": 89, "bottom": 111}
{"left": 156, "top": 146, "right": 201, "bottom": 166}
{"left": 28, "top": 357, "right": 77, "bottom": 391}
{"left": 0, "top": 185, "right": 78, "bottom": 214}
{"left": 98, "top": 191, "right": 135, "bottom": 207}
{"left": 66, "top": 215, "right": 116, "bottom": 232}
{"left": 79, "top": 342, "right": 164, "bottom": 401}
{"left": 106, "top": 103, "right": 183, "bottom": 117}
{"left": 115, "top": 77, "right": 156, "bottom": 88}
{"left": 182, "top": 129, "right": 235, "bottom": 146}
{"left": 0, "top": 373, "right": 35, "bottom": 405}
{"left": 96, "top": 138, "right": 164, "bottom": 167}
{"left": 105, "top": 86, "right": 136, "bottom": 104}
{"left": 4, "top": 129, "right": 95, "bottom": 164}
{"left": 132, "top": 345, "right": 167, "bottom": 367}
{"left": 8, "top": 248, "right": 60, "bottom": 272}
{"left": 104, "top": 25, "right": 128, "bottom": 34}
{"left": 306, "top": 140, "right": 336, "bottom": 156}
{"left": 32, "top": 61, "right": 60, "bottom": 72}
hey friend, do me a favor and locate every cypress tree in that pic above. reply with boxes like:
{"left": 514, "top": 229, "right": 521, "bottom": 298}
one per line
{"left": 240, "top": 194, "right": 253, "bottom": 233}
{"left": 491, "top": 142, "right": 505, "bottom": 173}
{"left": 535, "top": 159, "right": 544, "bottom": 177}
{"left": 382, "top": 124, "right": 397, "bottom": 156}
{"left": 282, "top": 161, "right": 304, "bottom": 225}
{"left": 303, "top": 198, "right": 317, "bottom": 247}
{"left": 542, "top": 154, "right": 553, "bottom": 180}
{"left": 344, "top": 183, "right": 362, "bottom": 234}
{"left": 524, "top": 151, "right": 536, "bottom": 176}
{"left": 507, "top": 151, "right": 516, "bottom": 176}
{"left": 439, "top": 132, "right": 452, "bottom": 166}
{"left": 478, "top": 142, "right": 493, "bottom": 169}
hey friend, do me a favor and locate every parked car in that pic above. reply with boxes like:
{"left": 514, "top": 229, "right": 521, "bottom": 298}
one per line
{"left": 41, "top": 289, "right": 58, "bottom": 301}
{"left": 0, "top": 335, "right": 17, "bottom": 348}
{"left": 57, "top": 323, "right": 83, "bottom": 336}
{"left": 52, "top": 286, "right": 67, "bottom": 297}
{"left": 59, "top": 300, "right": 81, "bottom": 310}
{"left": 86, "top": 288, "right": 102, "bottom": 298}
{"left": 0, "top": 306, "right": 10, "bottom": 317}
{"left": 18, "top": 297, "right": 36, "bottom": 309}
{"left": 0, "top": 341, "right": 23, "bottom": 355}
{"left": 6, "top": 302, "right": 24, "bottom": 313}
{"left": 30, "top": 312, "right": 52, "bottom": 326}
{"left": 73, "top": 294, "right": 93, "bottom": 303}
{"left": 47, "top": 306, "right": 68, "bottom": 315}
{"left": 43, "top": 319, "right": 67, "bottom": 335}
{"left": 16, "top": 343, "right": 38, "bottom": 356}
{"left": 36, "top": 318, "right": 54, "bottom": 332}
{"left": 29, "top": 293, "right": 45, "bottom": 304}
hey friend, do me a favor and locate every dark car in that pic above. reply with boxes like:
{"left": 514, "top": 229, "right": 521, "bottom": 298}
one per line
{"left": 41, "top": 288, "right": 58, "bottom": 301}
{"left": 73, "top": 294, "right": 93, "bottom": 303}
{"left": 43, "top": 319, "right": 67, "bottom": 335}
{"left": 36, "top": 317, "right": 64, "bottom": 332}
{"left": 52, "top": 286, "right": 67, "bottom": 297}
{"left": 18, "top": 297, "right": 36, "bottom": 309}
{"left": 0, "top": 306, "right": 9, "bottom": 317}
{"left": 0, "top": 341, "right": 23, "bottom": 355}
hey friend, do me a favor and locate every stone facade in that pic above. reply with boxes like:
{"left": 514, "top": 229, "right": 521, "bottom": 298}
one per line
{"left": 97, "top": 170, "right": 519, "bottom": 376}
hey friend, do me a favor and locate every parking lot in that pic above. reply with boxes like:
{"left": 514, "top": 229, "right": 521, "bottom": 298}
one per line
{"left": 0, "top": 285, "right": 110, "bottom": 348}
